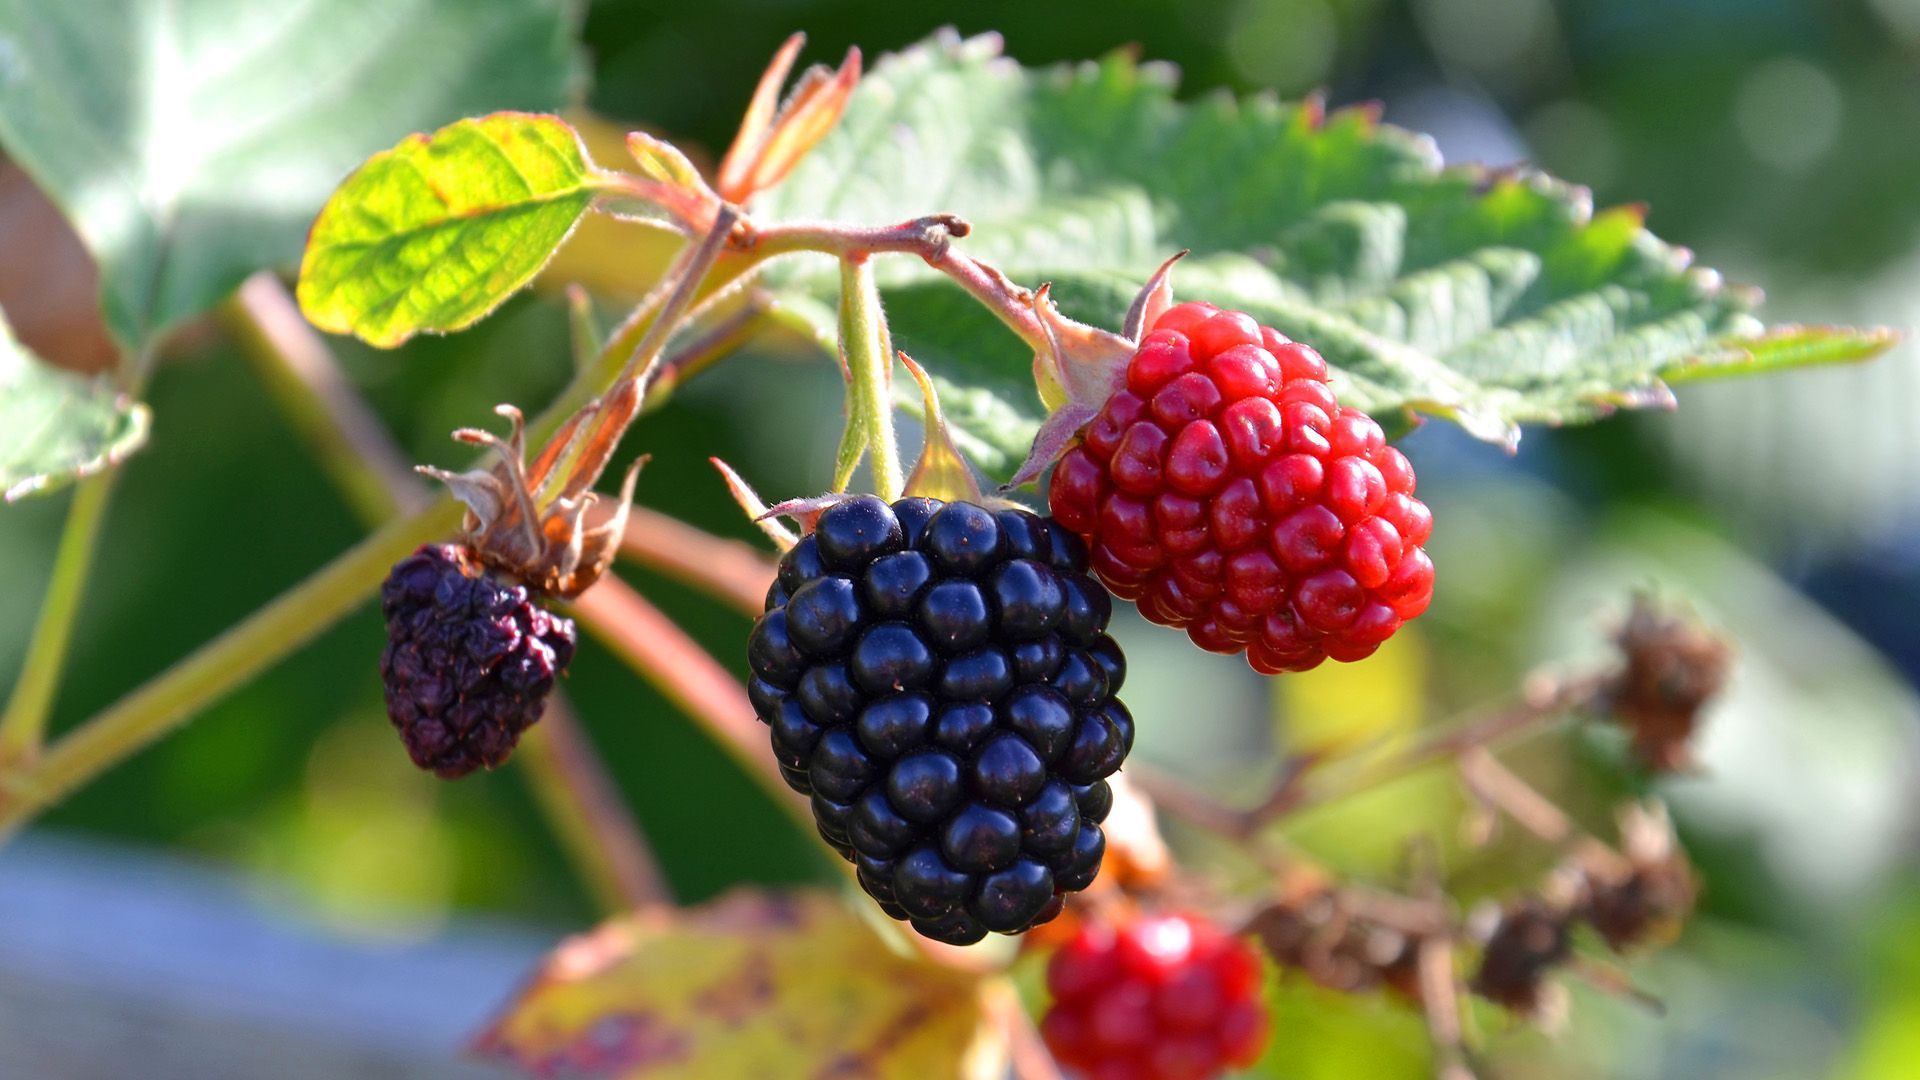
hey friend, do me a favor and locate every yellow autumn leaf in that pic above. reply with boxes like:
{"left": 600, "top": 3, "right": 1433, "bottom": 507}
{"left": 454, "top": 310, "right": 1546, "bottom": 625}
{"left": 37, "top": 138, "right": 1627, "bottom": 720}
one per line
{"left": 475, "top": 890, "right": 1004, "bottom": 1079}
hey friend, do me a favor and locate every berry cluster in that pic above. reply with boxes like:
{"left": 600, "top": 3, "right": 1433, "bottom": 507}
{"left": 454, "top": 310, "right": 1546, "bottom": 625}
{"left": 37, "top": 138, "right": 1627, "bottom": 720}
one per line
{"left": 379, "top": 544, "right": 577, "bottom": 778}
{"left": 1042, "top": 914, "right": 1269, "bottom": 1080}
{"left": 747, "top": 496, "right": 1132, "bottom": 944}
{"left": 1049, "top": 301, "right": 1434, "bottom": 672}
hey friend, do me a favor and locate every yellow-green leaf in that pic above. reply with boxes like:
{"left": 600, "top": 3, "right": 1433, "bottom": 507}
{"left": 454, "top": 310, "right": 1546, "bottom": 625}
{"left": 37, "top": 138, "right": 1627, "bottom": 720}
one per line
{"left": 475, "top": 890, "right": 1002, "bottom": 1079}
{"left": 297, "top": 113, "right": 609, "bottom": 348}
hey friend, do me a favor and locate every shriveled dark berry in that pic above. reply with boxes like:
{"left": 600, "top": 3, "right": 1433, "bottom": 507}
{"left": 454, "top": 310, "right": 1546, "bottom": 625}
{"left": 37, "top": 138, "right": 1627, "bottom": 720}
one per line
{"left": 379, "top": 544, "right": 575, "bottom": 778}
{"left": 748, "top": 498, "right": 1134, "bottom": 942}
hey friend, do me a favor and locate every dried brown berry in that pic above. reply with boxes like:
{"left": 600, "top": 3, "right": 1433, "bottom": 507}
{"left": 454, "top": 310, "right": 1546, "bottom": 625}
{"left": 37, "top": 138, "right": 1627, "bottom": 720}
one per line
{"left": 1602, "top": 596, "right": 1732, "bottom": 772}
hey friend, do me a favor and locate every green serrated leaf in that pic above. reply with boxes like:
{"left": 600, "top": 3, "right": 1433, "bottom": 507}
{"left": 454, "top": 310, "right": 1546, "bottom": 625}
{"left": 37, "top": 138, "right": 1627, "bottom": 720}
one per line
{"left": 297, "top": 113, "right": 607, "bottom": 348}
{"left": 0, "top": 0, "right": 582, "bottom": 357}
{"left": 761, "top": 32, "right": 1895, "bottom": 475}
{"left": 0, "top": 309, "right": 149, "bottom": 502}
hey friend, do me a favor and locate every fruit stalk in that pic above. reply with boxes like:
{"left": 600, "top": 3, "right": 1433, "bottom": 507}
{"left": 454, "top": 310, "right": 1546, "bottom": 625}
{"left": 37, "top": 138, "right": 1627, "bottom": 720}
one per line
{"left": 832, "top": 255, "right": 903, "bottom": 499}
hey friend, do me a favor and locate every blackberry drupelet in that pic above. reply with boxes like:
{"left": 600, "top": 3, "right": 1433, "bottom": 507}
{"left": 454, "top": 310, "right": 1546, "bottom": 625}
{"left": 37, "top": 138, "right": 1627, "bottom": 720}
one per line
{"left": 380, "top": 543, "right": 577, "bottom": 778}
{"left": 748, "top": 496, "right": 1134, "bottom": 944}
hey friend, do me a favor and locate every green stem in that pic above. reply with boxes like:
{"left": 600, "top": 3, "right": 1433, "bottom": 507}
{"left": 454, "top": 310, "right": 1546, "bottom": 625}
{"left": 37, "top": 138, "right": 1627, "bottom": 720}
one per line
{"left": 0, "top": 471, "right": 118, "bottom": 765}
{"left": 833, "top": 256, "right": 902, "bottom": 500}
{"left": 0, "top": 501, "right": 463, "bottom": 836}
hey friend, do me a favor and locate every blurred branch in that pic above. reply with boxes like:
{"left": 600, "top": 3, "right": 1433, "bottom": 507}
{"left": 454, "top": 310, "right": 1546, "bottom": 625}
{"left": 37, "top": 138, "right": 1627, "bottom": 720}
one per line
{"left": 1457, "top": 747, "right": 1572, "bottom": 846}
{"left": 223, "top": 273, "right": 431, "bottom": 521}
{"left": 614, "top": 505, "right": 776, "bottom": 617}
{"left": 0, "top": 472, "right": 118, "bottom": 766}
{"left": 568, "top": 576, "right": 804, "bottom": 819}
{"left": 986, "top": 978, "right": 1063, "bottom": 1080}
{"left": 518, "top": 701, "right": 672, "bottom": 912}
{"left": 1135, "top": 670, "right": 1607, "bottom": 841}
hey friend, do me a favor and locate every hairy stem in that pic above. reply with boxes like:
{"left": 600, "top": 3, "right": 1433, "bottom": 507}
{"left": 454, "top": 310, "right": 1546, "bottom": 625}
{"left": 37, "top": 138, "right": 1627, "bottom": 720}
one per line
{"left": 0, "top": 471, "right": 118, "bottom": 765}
{"left": 833, "top": 256, "right": 903, "bottom": 499}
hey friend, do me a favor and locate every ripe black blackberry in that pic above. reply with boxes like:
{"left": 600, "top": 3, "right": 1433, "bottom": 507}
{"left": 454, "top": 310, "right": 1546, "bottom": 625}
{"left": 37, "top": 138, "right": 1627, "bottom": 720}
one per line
{"left": 748, "top": 495, "right": 1134, "bottom": 945}
{"left": 380, "top": 543, "right": 577, "bottom": 778}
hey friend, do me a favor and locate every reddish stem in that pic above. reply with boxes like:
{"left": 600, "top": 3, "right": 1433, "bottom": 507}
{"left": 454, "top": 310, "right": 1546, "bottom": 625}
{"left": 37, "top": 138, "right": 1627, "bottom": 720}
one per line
{"left": 614, "top": 505, "right": 776, "bottom": 617}
{"left": 567, "top": 576, "right": 799, "bottom": 811}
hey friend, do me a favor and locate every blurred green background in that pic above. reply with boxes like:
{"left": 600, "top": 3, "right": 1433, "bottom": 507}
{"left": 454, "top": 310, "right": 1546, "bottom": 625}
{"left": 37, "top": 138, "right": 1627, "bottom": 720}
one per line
{"left": 3, "top": 1, "right": 1919, "bottom": 1077}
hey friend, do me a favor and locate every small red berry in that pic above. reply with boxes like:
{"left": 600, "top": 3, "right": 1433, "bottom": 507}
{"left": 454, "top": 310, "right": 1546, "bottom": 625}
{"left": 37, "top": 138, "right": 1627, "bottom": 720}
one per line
{"left": 1042, "top": 914, "right": 1269, "bottom": 1079}
{"left": 1049, "top": 303, "right": 1433, "bottom": 671}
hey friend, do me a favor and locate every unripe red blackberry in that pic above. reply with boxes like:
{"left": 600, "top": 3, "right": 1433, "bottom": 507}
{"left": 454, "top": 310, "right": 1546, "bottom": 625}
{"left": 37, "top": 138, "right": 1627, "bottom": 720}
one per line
{"left": 748, "top": 496, "right": 1132, "bottom": 944}
{"left": 380, "top": 543, "right": 577, "bottom": 778}
{"left": 1042, "top": 914, "right": 1269, "bottom": 1079}
{"left": 1048, "top": 301, "right": 1434, "bottom": 673}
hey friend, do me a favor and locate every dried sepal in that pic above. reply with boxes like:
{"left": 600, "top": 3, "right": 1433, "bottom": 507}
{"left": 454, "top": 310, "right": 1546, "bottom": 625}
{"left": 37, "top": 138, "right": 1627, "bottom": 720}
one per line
{"left": 715, "top": 34, "right": 861, "bottom": 205}
{"left": 710, "top": 457, "right": 798, "bottom": 551}
{"left": 1573, "top": 801, "right": 1698, "bottom": 954}
{"left": 1121, "top": 250, "right": 1187, "bottom": 341}
{"left": 1006, "top": 260, "right": 1186, "bottom": 488}
{"left": 1246, "top": 879, "right": 1436, "bottom": 1001}
{"left": 1601, "top": 595, "right": 1733, "bottom": 772}
{"left": 1467, "top": 896, "right": 1575, "bottom": 1027}
{"left": 1097, "top": 772, "right": 1172, "bottom": 890}
{"left": 759, "top": 492, "right": 851, "bottom": 536}
{"left": 899, "top": 352, "right": 983, "bottom": 504}
{"left": 418, "top": 404, "right": 646, "bottom": 599}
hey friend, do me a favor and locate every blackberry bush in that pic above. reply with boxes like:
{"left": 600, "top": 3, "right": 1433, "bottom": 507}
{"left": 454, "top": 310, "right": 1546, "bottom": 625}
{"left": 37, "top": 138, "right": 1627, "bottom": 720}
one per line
{"left": 379, "top": 543, "right": 577, "bottom": 778}
{"left": 8, "top": 23, "right": 1880, "bottom": 1080}
{"left": 1048, "top": 300, "right": 1434, "bottom": 674}
{"left": 747, "top": 494, "right": 1133, "bottom": 944}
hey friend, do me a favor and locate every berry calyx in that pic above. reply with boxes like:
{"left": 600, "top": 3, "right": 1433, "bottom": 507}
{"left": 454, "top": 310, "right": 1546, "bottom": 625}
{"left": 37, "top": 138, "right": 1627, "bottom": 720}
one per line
{"left": 379, "top": 543, "right": 577, "bottom": 778}
{"left": 1048, "top": 300, "right": 1433, "bottom": 672}
{"left": 1042, "top": 913, "right": 1269, "bottom": 1079}
{"left": 747, "top": 495, "right": 1133, "bottom": 944}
